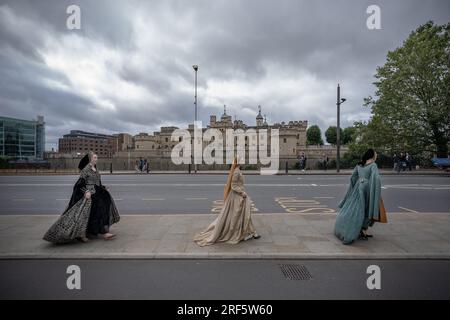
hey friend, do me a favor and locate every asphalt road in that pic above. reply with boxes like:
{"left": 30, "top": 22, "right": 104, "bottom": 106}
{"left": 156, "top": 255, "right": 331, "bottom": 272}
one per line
{"left": 0, "top": 174, "right": 449, "bottom": 215}
{"left": 1, "top": 259, "right": 449, "bottom": 299}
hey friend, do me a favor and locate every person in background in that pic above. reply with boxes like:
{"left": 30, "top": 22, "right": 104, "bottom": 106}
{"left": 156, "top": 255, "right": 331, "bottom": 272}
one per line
{"left": 301, "top": 153, "right": 307, "bottom": 171}
{"left": 144, "top": 159, "right": 149, "bottom": 173}
{"left": 323, "top": 154, "right": 329, "bottom": 171}
{"left": 406, "top": 152, "right": 412, "bottom": 171}
{"left": 399, "top": 153, "right": 407, "bottom": 172}
{"left": 393, "top": 153, "right": 399, "bottom": 172}
{"left": 135, "top": 160, "right": 140, "bottom": 173}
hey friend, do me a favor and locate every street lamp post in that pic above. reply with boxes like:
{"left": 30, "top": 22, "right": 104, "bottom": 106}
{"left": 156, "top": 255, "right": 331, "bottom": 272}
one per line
{"left": 193, "top": 65, "right": 198, "bottom": 123}
{"left": 192, "top": 65, "right": 199, "bottom": 173}
{"left": 336, "top": 84, "right": 346, "bottom": 173}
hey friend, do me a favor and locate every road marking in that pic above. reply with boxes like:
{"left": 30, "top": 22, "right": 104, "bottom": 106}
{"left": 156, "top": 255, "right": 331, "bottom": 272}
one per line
{"left": 0, "top": 183, "right": 321, "bottom": 187}
{"left": 275, "top": 197, "right": 336, "bottom": 214}
{"left": 12, "top": 198, "right": 34, "bottom": 201}
{"left": 287, "top": 207, "right": 336, "bottom": 213}
{"left": 313, "top": 196, "right": 335, "bottom": 199}
{"left": 398, "top": 206, "right": 420, "bottom": 213}
{"left": 185, "top": 198, "right": 208, "bottom": 200}
{"left": 3, "top": 182, "right": 446, "bottom": 189}
{"left": 142, "top": 198, "right": 165, "bottom": 201}
{"left": 56, "top": 198, "right": 69, "bottom": 201}
{"left": 211, "top": 199, "right": 259, "bottom": 213}
{"left": 393, "top": 186, "right": 433, "bottom": 190}
{"left": 115, "top": 199, "right": 123, "bottom": 201}
{"left": 281, "top": 204, "right": 328, "bottom": 208}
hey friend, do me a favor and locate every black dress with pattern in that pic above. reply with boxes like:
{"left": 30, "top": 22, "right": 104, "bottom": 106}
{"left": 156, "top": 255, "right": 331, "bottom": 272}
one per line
{"left": 43, "top": 164, "right": 120, "bottom": 243}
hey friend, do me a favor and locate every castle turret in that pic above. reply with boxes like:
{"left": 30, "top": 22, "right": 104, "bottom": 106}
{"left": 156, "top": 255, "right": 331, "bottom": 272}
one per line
{"left": 221, "top": 105, "right": 232, "bottom": 124}
{"left": 210, "top": 115, "right": 216, "bottom": 126}
{"left": 256, "top": 105, "right": 263, "bottom": 127}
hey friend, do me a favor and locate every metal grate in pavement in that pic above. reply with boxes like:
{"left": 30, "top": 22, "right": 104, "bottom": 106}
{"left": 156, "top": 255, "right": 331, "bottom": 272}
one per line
{"left": 279, "top": 264, "right": 312, "bottom": 280}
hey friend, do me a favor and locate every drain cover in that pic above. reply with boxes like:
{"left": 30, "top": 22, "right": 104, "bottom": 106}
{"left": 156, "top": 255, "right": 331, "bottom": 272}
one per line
{"left": 279, "top": 264, "right": 312, "bottom": 280}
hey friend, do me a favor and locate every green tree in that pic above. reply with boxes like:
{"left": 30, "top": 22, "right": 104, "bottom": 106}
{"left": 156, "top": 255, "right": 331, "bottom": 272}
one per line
{"left": 325, "top": 126, "right": 343, "bottom": 145}
{"left": 364, "top": 21, "right": 450, "bottom": 158}
{"left": 342, "top": 127, "right": 356, "bottom": 145}
{"left": 306, "top": 125, "right": 324, "bottom": 146}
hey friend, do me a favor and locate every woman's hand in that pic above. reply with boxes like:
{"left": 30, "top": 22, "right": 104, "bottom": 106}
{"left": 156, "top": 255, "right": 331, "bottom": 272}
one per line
{"left": 242, "top": 192, "right": 247, "bottom": 198}
{"left": 84, "top": 191, "right": 91, "bottom": 199}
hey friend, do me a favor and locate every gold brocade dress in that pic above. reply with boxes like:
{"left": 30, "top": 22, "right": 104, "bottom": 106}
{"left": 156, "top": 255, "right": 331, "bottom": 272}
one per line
{"left": 194, "top": 168, "right": 257, "bottom": 246}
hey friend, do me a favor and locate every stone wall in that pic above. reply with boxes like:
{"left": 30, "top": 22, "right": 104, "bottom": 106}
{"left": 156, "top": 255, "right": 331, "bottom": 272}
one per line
{"left": 46, "top": 145, "right": 348, "bottom": 171}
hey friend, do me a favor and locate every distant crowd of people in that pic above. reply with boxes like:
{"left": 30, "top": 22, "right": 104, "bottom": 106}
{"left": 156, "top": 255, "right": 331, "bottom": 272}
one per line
{"left": 298, "top": 153, "right": 330, "bottom": 171}
{"left": 393, "top": 152, "right": 414, "bottom": 173}
{"left": 135, "top": 158, "right": 149, "bottom": 173}
{"left": 296, "top": 151, "right": 416, "bottom": 172}
{"left": 298, "top": 153, "right": 307, "bottom": 171}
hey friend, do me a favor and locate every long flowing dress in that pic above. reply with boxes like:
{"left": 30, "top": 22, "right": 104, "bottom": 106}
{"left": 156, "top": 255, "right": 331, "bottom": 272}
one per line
{"left": 334, "top": 162, "right": 381, "bottom": 244}
{"left": 194, "top": 168, "right": 258, "bottom": 246}
{"left": 43, "top": 164, "right": 120, "bottom": 244}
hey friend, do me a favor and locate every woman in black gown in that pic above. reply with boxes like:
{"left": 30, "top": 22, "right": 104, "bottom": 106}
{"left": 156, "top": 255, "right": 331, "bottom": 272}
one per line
{"left": 43, "top": 152, "right": 120, "bottom": 243}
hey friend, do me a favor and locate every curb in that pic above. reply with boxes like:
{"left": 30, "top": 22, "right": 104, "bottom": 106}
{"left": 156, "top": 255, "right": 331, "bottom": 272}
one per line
{"left": 1, "top": 253, "right": 450, "bottom": 260}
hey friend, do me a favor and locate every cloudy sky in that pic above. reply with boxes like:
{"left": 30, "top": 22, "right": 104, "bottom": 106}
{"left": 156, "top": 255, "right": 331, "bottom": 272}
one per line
{"left": 0, "top": 0, "right": 449, "bottom": 150}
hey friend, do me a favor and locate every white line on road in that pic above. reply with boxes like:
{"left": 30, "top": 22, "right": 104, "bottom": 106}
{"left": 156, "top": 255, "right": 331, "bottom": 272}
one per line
{"left": 1, "top": 184, "right": 72, "bottom": 187}
{"left": 398, "top": 206, "right": 420, "bottom": 213}
{"left": 313, "top": 196, "right": 335, "bottom": 199}
{"left": 2, "top": 182, "right": 448, "bottom": 189}
{"left": 142, "top": 198, "right": 165, "bottom": 201}
{"left": 318, "top": 184, "right": 345, "bottom": 187}
{"left": 0, "top": 183, "right": 319, "bottom": 187}
{"left": 390, "top": 186, "right": 433, "bottom": 190}
{"left": 12, "top": 198, "right": 34, "bottom": 201}
{"left": 185, "top": 198, "right": 208, "bottom": 200}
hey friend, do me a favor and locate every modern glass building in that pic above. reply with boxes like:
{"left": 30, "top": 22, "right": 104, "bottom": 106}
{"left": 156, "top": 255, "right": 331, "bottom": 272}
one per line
{"left": 0, "top": 115, "right": 45, "bottom": 159}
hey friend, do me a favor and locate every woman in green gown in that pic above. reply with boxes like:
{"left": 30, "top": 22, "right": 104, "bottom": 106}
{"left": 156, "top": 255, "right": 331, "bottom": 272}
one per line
{"left": 334, "top": 149, "right": 382, "bottom": 245}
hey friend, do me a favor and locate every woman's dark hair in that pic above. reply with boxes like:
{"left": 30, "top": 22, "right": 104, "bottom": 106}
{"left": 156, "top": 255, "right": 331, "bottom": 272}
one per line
{"left": 358, "top": 148, "right": 375, "bottom": 166}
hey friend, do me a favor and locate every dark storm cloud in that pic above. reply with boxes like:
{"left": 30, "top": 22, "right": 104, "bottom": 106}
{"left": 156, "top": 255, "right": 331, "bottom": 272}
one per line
{"left": 0, "top": 0, "right": 449, "bottom": 150}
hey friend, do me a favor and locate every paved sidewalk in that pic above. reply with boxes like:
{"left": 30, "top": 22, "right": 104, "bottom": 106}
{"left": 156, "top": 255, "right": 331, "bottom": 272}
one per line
{"left": 1, "top": 212, "right": 449, "bottom": 259}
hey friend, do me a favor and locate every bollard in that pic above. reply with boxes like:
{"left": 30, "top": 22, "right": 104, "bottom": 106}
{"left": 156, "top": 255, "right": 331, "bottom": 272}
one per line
{"left": 110, "top": 163, "right": 113, "bottom": 174}
{"left": 188, "top": 164, "right": 191, "bottom": 174}
{"left": 285, "top": 161, "right": 288, "bottom": 174}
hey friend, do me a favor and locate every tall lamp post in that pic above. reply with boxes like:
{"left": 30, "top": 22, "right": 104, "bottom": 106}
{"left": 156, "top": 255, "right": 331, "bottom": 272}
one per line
{"left": 336, "top": 84, "right": 346, "bottom": 173}
{"left": 192, "top": 65, "right": 199, "bottom": 173}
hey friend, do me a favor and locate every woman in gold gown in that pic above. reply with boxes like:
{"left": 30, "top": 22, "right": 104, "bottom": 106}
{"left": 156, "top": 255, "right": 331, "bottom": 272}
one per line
{"left": 194, "top": 157, "right": 260, "bottom": 246}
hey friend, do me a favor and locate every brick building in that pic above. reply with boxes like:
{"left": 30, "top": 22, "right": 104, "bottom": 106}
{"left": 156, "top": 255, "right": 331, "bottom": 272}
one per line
{"left": 58, "top": 130, "right": 118, "bottom": 158}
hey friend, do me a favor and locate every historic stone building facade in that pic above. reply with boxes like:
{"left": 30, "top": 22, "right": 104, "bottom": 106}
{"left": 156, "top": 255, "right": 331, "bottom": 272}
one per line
{"left": 51, "top": 106, "right": 346, "bottom": 170}
{"left": 110, "top": 106, "right": 339, "bottom": 170}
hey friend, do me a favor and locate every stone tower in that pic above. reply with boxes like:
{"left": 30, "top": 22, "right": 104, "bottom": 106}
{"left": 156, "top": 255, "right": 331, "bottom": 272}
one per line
{"left": 256, "top": 105, "right": 263, "bottom": 127}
